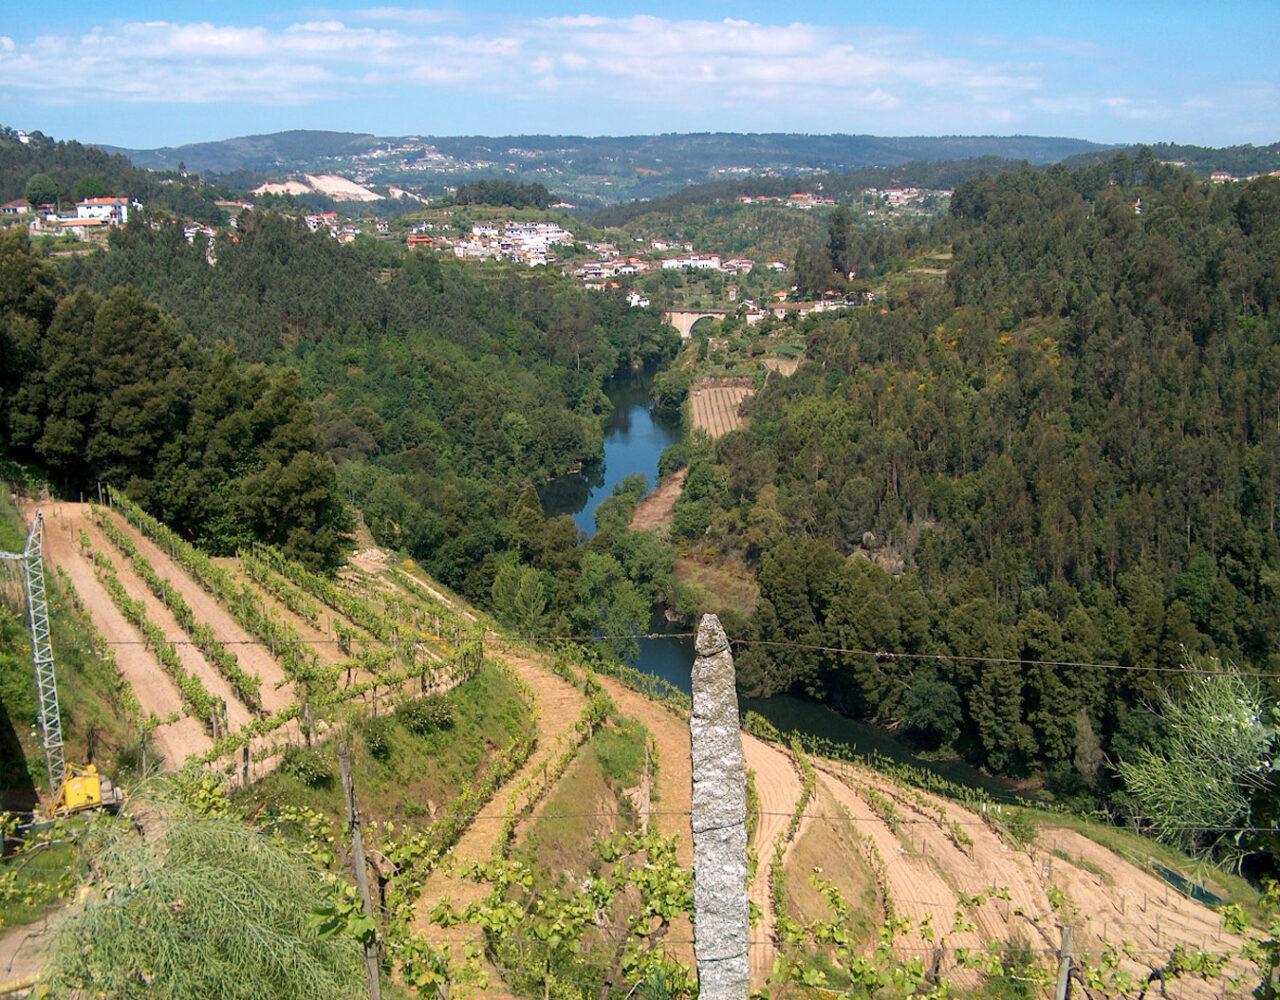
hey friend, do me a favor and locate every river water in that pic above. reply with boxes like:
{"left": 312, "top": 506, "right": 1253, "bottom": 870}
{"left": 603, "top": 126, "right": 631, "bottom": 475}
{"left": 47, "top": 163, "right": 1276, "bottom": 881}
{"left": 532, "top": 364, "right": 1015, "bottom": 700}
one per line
{"left": 540, "top": 372, "right": 683, "bottom": 534}
{"left": 541, "top": 369, "right": 1021, "bottom": 800}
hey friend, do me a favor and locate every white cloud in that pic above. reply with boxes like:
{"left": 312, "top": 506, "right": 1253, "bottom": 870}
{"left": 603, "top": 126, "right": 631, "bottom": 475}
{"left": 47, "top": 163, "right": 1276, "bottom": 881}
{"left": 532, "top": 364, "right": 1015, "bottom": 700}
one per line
{"left": 0, "top": 10, "right": 1258, "bottom": 140}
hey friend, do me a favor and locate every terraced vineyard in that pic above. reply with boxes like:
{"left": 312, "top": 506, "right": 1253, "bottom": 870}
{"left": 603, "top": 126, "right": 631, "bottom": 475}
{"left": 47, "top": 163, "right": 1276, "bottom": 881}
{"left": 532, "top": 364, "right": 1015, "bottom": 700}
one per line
{"left": 35, "top": 497, "right": 480, "bottom": 779}
{"left": 22, "top": 499, "right": 1266, "bottom": 999}
{"left": 689, "top": 380, "right": 753, "bottom": 437}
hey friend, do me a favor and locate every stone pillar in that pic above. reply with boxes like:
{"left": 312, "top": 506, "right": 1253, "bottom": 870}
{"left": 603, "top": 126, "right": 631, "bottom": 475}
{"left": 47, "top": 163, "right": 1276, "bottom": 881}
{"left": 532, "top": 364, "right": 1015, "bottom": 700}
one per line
{"left": 690, "top": 613, "right": 749, "bottom": 1000}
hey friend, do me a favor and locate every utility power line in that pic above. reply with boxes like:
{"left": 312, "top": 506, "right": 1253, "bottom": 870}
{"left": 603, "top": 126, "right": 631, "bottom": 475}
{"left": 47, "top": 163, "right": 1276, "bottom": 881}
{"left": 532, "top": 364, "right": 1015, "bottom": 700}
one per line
{"left": 71, "top": 631, "right": 1280, "bottom": 679}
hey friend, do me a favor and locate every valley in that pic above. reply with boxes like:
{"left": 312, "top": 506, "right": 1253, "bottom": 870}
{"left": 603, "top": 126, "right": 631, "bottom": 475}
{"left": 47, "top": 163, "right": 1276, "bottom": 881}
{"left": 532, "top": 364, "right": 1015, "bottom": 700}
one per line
{"left": 1, "top": 126, "right": 1279, "bottom": 998}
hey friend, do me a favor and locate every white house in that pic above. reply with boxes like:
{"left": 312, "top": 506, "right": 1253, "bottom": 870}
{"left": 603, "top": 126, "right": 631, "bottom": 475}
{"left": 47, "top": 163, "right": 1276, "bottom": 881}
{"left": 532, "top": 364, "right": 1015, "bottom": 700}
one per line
{"left": 75, "top": 197, "right": 130, "bottom": 225}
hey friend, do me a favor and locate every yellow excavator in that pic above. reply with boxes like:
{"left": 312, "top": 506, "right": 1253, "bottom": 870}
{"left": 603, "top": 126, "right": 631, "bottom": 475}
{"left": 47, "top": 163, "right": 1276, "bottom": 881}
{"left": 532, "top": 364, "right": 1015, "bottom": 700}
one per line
{"left": 2, "top": 510, "right": 124, "bottom": 818}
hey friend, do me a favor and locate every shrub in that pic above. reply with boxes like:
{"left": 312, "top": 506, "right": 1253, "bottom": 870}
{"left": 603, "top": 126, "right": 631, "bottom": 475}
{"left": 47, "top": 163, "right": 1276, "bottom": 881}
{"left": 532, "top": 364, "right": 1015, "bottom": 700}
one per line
{"left": 395, "top": 693, "right": 454, "bottom": 735}
{"left": 281, "top": 744, "right": 332, "bottom": 786}
{"left": 359, "top": 716, "right": 395, "bottom": 761}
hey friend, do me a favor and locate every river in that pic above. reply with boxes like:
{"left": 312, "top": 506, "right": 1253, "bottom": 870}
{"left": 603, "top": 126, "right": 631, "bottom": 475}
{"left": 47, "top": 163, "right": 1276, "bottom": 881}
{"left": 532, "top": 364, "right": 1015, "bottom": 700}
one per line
{"left": 539, "top": 371, "right": 683, "bottom": 534}
{"left": 541, "top": 369, "right": 1023, "bottom": 800}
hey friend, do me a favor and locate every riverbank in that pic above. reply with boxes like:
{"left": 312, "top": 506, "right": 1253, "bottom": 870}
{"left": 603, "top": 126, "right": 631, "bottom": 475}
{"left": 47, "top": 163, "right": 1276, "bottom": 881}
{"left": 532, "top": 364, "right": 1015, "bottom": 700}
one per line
{"left": 629, "top": 467, "right": 685, "bottom": 532}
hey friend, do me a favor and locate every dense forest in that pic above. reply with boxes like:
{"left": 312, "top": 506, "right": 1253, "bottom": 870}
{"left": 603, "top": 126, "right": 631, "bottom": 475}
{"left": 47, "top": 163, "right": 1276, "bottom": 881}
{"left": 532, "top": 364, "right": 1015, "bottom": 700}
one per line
{"left": 666, "top": 156, "right": 1280, "bottom": 845}
{"left": 0, "top": 230, "right": 348, "bottom": 569}
{"left": 449, "top": 179, "right": 557, "bottom": 209}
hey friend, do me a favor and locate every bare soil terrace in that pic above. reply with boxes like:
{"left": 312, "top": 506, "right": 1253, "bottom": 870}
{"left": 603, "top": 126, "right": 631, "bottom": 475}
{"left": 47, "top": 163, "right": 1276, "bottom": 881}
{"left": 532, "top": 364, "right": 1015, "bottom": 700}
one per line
{"left": 23, "top": 503, "right": 1257, "bottom": 998}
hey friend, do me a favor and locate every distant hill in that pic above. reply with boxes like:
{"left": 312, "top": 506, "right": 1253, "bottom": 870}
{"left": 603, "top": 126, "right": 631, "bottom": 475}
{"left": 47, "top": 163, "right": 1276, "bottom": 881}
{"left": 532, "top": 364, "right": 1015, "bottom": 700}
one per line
{"left": 97, "top": 129, "right": 384, "bottom": 174}
{"left": 1061, "top": 139, "right": 1280, "bottom": 178}
{"left": 98, "top": 131, "right": 1115, "bottom": 204}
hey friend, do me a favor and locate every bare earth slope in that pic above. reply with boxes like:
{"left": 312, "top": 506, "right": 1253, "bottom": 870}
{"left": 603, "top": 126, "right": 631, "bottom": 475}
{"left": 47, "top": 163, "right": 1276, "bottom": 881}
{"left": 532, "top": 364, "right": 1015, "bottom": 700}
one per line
{"left": 31, "top": 511, "right": 1254, "bottom": 997}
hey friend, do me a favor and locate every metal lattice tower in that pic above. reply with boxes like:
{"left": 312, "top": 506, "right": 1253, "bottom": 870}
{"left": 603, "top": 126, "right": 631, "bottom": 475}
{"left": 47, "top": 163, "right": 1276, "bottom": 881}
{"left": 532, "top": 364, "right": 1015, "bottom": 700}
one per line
{"left": 1, "top": 511, "right": 63, "bottom": 794}
{"left": 25, "top": 513, "right": 63, "bottom": 794}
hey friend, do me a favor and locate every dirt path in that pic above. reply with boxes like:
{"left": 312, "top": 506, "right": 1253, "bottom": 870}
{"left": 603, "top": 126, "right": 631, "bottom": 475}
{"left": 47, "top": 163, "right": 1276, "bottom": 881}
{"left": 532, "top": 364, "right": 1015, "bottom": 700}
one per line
{"left": 811, "top": 760, "right": 1247, "bottom": 996}
{"left": 40, "top": 504, "right": 210, "bottom": 765}
{"left": 0, "top": 902, "right": 73, "bottom": 987}
{"left": 814, "top": 764, "right": 986, "bottom": 975}
{"left": 630, "top": 469, "right": 686, "bottom": 534}
{"left": 743, "top": 734, "right": 804, "bottom": 987}
{"left": 393, "top": 567, "right": 477, "bottom": 623}
{"left": 82, "top": 511, "right": 296, "bottom": 713}
{"left": 410, "top": 645, "right": 588, "bottom": 973}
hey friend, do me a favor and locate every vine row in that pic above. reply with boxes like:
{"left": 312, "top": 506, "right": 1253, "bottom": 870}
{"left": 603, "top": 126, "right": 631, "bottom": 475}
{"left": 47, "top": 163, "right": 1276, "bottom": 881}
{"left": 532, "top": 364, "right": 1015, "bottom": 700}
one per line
{"left": 106, "top": 488, "right": 326, "bottom": 688}
{"left": 92, "top": 510, "right": 263, "bottom": 713}
{"left": 88, "top": 545, "right": 222, "bottom": 730}
{"left": 239, "top": 547, "right": 321, "bottom": 626}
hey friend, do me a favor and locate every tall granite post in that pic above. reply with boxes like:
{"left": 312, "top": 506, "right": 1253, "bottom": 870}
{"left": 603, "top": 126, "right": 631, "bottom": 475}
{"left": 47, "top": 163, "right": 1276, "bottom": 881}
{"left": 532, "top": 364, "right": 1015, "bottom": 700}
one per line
{"left": 690, "top": 613, "right": 750, "bottom": 1000}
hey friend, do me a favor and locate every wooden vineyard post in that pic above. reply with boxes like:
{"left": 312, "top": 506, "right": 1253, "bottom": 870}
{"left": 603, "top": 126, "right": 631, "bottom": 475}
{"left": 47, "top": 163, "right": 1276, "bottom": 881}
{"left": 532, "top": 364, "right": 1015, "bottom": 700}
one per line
{"left": 1054, "top": 925, "right": 1073, "bottom": 1000}
{"left": 338, "top": 741, "right": 382, "bottom": 1000}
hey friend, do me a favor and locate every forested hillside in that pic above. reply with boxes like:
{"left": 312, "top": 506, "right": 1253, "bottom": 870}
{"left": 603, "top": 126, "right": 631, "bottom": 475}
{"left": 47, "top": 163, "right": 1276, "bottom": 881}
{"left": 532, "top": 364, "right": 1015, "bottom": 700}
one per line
{"left": 0, "top": 128, "right": 231, "bottom": 223}
{"left": 0, "top": 232, "right": 348, "bottom": 570}
{"left": 675, "top": 157, "right": 1279, "bottom": 837}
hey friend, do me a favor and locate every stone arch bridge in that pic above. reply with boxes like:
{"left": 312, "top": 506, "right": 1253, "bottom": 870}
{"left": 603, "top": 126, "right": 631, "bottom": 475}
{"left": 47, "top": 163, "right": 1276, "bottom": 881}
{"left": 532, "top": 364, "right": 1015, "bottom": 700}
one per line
{"left": 664, "top": 309, "right": 734, "bottom": 339}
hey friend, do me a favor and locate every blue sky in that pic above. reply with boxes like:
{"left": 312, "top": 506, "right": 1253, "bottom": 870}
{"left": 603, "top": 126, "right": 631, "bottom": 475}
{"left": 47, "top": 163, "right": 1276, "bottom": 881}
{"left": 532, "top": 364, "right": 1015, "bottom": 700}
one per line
{"left": 3, "top": 2, "right": 1276, "bottom": 150}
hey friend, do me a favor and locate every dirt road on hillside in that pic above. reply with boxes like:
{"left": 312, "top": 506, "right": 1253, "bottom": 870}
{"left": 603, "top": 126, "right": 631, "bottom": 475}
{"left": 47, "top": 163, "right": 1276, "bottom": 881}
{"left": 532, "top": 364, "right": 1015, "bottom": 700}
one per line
{"left": 411, "top": 646, "right": 589, "bottom": 972}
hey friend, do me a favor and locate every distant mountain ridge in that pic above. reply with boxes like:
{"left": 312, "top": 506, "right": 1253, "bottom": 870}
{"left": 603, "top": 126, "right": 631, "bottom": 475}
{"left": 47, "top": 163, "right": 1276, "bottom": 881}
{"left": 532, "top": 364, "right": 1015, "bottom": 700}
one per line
{"left": 98, "top": 130, "right": 1115, "bottom": 204}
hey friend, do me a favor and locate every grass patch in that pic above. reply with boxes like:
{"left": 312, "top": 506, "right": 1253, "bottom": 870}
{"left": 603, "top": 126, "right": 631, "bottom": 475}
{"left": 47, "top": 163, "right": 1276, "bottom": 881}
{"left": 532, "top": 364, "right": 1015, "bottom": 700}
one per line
{"left": 239, "top": 666, "right": 527, "bottom": 828}
{"left": 0, "top": 486, "right": 26, "bottom": 552}
{"left": 1023, "top": 807, "right": 1263, "bottom": 917}
{"left": 591, "top": 715, "right": 647, "bottom": 790}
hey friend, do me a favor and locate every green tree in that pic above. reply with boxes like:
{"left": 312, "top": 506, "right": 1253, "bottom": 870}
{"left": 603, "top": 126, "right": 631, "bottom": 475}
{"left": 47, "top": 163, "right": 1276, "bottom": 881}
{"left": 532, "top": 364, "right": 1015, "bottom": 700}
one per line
{"left": 24, "top": 172, "right": 61, "bottom": 208}
{"left": 491, "top": 561, "right": 549, "bottom": 636}
{"left": 899, "top": 668, "right": 961, "bottom": 749}
{"left": 572, "top": 551, "right": 649, "bottom": 662}
{"left": 237, "top": 450, "right": 349, "bottom": 573}
{"left": 1118, "top": 654, "right": 1277, "bottom": 864}
{"left": 0, "top": 229, "right": 61, "bottom": 443}
{"left": 826, "top": 205, "right": 853, "bottom": 277}
{"left": 74, "top": 176, "right": 109, "bottom": 201}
